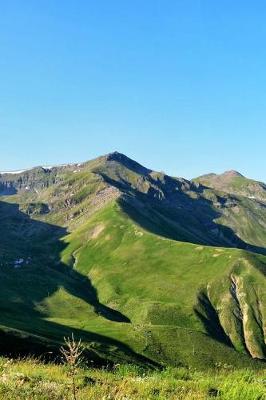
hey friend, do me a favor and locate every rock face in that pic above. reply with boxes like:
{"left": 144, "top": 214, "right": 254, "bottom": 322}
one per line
{"left": 0, "top": 152, "right": 265, "bottom": 366}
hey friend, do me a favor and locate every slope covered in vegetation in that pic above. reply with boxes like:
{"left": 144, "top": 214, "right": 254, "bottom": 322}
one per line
{"left": 0, "top": 152, "right": 265, "bottom": 369}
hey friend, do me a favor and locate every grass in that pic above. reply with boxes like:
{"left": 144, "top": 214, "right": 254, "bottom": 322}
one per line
{"left": 60, "top": 202, "right": 266, "bottom": 364}
{"left": 0, "top": 356, "right": 265, "bottom": 399}
{"left": 0, "top": 196, "right": 265, "bottom": 368}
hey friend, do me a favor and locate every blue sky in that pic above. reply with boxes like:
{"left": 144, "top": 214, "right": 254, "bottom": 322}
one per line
{"left": 0, "top": 1, "right": 265, "bottom": 181}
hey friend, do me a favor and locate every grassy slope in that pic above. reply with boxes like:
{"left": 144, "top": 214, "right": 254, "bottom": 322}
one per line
{"left": 51, "top": 202, "right": 265, "bottom": 367}
{"left": 193, "top": 172, "right": 266, "bottom": 249}
{"left": 0, "top": 197, "right": 265, "bottom": 368}
{"left": 91, "top": 156, "right": 266, "bottom": 255}
{"left": 0, "top": 155, "right": 266, "bottom": 369}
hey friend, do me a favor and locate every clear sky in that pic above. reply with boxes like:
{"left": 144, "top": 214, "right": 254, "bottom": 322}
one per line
{"left": 0, "top": 1, "right": 265, "bottom": 181}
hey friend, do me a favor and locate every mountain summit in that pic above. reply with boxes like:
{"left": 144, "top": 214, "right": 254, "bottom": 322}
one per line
{"left": 195, "top": 169, "right": 266, "bottom": 202}
{"left": 221, "top": 170, "right": 244, "bottom": 177}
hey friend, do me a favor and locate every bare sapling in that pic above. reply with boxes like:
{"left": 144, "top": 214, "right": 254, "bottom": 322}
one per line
{"left": 60, "top": 334, "right": 84, "bottom": 400}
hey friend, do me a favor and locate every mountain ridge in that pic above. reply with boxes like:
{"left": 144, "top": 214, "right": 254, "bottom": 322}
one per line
{"left": 1, "top": 151, "right": 264, "bottom": 184}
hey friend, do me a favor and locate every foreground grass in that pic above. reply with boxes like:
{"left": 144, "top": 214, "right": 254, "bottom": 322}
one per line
{"left": 0, "top": 357, "right": 265, "bottom": 400}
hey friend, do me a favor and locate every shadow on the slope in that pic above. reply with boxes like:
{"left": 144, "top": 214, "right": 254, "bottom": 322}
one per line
{"left": 0, "top": 200, "right": 129, "bottom": 323}
{"left": 244, "top": 252, "right": 266, "bottom": 277}
{"left": 0, "top": 200, "right": 152, "bottom": 364}
{"left": 194, "top": 291, "right": 233, "bottom": 347}
{"left": 0, "top": 319, "right": 158, "bottom": 368}
{"left": 99, "top": 172, "right": 266, "bottom": 256}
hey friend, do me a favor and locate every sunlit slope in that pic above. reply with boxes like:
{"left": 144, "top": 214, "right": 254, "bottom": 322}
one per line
{"left": 60, "top": 202, "right": 266, "bottom": 365}
{"left": 90, "top": 153, "right": 266, "bottom": 253}
{"left": 0, "top": 197, "right": 265, "bottom": 368}
{"left": 195, "top": 170, "right": 266, "bottom": 203}
{"left": 0, "top": 152, "right": 266, "bottom": 368}
{"left": 2, "top": 152, "right": 266, "bottom": 253}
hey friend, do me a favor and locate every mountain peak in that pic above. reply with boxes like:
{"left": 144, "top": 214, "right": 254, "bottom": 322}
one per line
{"left": 106, "top": 151, "right": 130, "bottom": 161}
{"left": 105, "top": 151, "right": 151, "bottom": 175}
{"left": 222, "top": 170, "right": 244, "bottom": 178}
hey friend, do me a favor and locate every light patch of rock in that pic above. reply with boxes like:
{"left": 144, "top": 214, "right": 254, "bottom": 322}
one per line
{"left": 90, "top": 224, "right": 105, "bottom": 239}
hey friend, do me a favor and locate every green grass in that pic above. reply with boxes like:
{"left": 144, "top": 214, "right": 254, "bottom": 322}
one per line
{"left": 0, "top": 356, "right": 265, "bottom": 399}
{"left": 0, "top": 196, "right": 265, "bottom": 368}
{"left": 59, "top": 202, "right": 266, "bottom": 366}
{"left": 0, "top": 154, "right": 266, "bottom": 370}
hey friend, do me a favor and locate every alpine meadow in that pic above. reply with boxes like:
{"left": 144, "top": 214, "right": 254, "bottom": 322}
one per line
{"left": 0, "top": 152, "right": 265, "bottom": 398}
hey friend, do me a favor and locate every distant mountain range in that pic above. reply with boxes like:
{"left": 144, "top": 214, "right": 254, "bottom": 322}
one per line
{"left": 0, "top": 152, "right": 265, "bottom": 368}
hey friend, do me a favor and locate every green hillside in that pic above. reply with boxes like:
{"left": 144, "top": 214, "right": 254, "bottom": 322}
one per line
{"left": 195, "top": 170, "right": 266, "bottom": 203}
{"left": 0, "top": 152, "right": 265, "bottom": 369}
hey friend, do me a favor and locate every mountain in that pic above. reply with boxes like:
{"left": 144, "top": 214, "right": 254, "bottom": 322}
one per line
{"left": 0, "top": 152, "right": 265, "bottom": 369}
{"left": 195, "top": 170, "right": 266, "bottom": 203}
